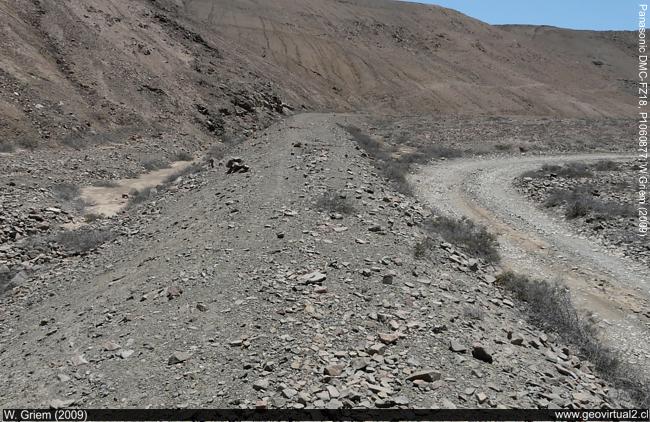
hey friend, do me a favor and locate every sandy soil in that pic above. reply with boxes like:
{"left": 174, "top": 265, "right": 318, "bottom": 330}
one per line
{"left": 82, "top": 161, "right": 196, "bottom": 217}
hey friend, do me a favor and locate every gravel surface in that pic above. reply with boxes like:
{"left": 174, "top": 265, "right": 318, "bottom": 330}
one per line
{"left": 514, "top": 161, "right": 647, "bottom": 264}
{"left": 1, "top": 114, "right": 639, "bottom": 408}
{"left": 412, "top": 154, "right": 650, "bottom": 378}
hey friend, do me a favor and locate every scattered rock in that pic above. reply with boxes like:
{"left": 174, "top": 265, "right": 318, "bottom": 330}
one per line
{"left": 71, "top": 354, "right": 88, "bottom": 366}
{"left": 168, "top": 351, "right": 191, "bottom": 365}
{"left": 102, "top": 341, "right": 121, "bottom": 351}
{"left": 300, "top": 271, "right": 326, "bottom": 284}
{"left": 406, "top": 369, "right": 441, "bottom": 382}
{"left": 120, "top": 349, "right": 135, "bottom": 359}
{"left": 324, "top": 363, "right": 345, "bottom": 376}
{"left": 449, "top": 339, "right": 467, "bottom": 353}
{"left": 476, "top": 392, "right": 488, "bottom": 404}
{"left": 49, "top": 399, "right": 75, "bottom": 409}
{"left": 378, "top": 332, "right": 399, "bottom": 344}
{"left": 252, "top": 378, "right": 270, "bottom": 391}
{"left": 509, "top": 332, "right": 525, "bottom": 346}
{"left": 166, "top": 286, "right": 183, "bottom": 299}
{"left": 472, "top": 343, "right": 494, "bottom": 363}
{"left": 226, "top": 157, "right": 250, "bottom": 174}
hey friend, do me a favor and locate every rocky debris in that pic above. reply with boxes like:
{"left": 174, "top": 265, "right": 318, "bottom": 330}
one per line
{"left": 299, "top": 271, "right": 327, "bottom": 284}
{"left": 102, "top": 341, "right": 121, "bottom": 351}
{"left": 165, "top": 285, "right": 183, "bottom": 299}
{"left": 49, "top": 399, "right": 75, "bottom": 409}
{"left": 405, "top": 369, "right": 441, "bottom": 383}
{"left": 253, "top": 378, "right": 270, "bottom": 391}
{"left": 509, "top": 332, "right": 525, "bottom": 346}
{"left": 382, "top": 272, "right": 396, "bottom": 285}
{"left": 167, "top": 351, "right": 191, "bottom": 365}
{"left": 70, "top": 354, "right": 88, "bottom": 366}
{"left": 226, "top": 157, "right": 250, "bottom": 174}
{"left": 472, "top": 343, "right": 494, "bottom": 364}
{"left": 324, "top": 364, "right": 345, "bottom": 376}
{"left": 120, "top": 349, "right": 135, "bottom": 359}
{"left": 0, "top": 114, "right": 637, "bottom": 410}
{"left": 449, "top": 339, "right": 468, "bottom": 353}
{"left": 515, "top": 161, "right": 648, "bottom": 264}
{"left": 378, "top": 332, "right": 399, "bottom": 344}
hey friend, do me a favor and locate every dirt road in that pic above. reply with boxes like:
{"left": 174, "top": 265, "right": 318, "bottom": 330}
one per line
{"left": 412, "top": 154, "right": 650, "bottom": 373}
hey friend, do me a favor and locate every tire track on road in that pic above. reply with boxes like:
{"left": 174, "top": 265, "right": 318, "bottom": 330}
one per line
{"left": 412, "top": 153, "right": 650, "bottom": 374}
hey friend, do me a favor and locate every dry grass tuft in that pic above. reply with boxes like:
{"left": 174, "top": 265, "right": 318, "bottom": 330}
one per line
{"left": 497, "top": 271, "right": 649, "bottom": 407}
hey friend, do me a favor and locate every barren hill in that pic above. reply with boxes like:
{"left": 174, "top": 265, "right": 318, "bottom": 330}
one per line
{"left": 0, "top": 0, "right": 636, "bottom": 149}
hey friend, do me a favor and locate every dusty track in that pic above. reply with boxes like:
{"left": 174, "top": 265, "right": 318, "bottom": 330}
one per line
{"left": 412, "top": 154, "right": 650, "bottom": 374}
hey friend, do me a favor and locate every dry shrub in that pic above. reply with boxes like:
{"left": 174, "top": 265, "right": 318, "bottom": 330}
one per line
{"left": 51, "top": 183, "right": 80, "bottom": 201}
{"left": 316, "top": 190, "right": 355, "bottom": 214}
{"left": 54, "top": 228, "right": 113, "bottom": 255}
{"left": 0, "top": 140, "right": 15, "bottom": 153}
{"left": 141, "top": 158, "right": 170, "bottom": 171}
{"left": 497, "top": 271, "right": 649, "bottom": 407}
{"left": 127, "top": 187, "right": 155, "bottom": 207}
{"left": 173, "top": 151, "right": 193, "bottom": 162}
{"left": 545, "top": 188, "right": 635, "bottom": 219}
{"left": 342, "top": 125, "right": 461, "bottom": 195}
{"left": 425, "top": 216, "right": 499, "bottom": 263}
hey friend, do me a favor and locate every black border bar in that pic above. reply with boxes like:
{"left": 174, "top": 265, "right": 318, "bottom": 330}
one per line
{"left": 2, "top": 409, "right": 650, "bottom": 422}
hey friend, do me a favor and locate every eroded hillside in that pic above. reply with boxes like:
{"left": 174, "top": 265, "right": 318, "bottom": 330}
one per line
{"left": 0, "top": 0, "right": 637, "bottom": 150}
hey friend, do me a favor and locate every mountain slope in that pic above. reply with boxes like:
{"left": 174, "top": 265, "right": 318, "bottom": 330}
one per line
{"left": 0, "top": 0, "right": 636, "bottom": 149}
{"left": 172, "top": 0, "right": 635, "bottom": 115}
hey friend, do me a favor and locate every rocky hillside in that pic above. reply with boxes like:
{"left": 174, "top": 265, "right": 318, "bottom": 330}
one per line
{"left": 0, "top": 0, "right": 636, "bottom": 150}
{"left": 0, "top": 115, "right": 634, "bottom": 408}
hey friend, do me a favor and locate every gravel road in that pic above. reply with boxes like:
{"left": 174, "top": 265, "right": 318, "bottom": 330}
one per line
{"left": 412, "top": 154, "right": 650, "bottom": 375}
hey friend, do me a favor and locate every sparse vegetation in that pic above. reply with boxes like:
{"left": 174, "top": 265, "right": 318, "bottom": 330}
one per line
{"left": 523, "top": 162, "right": 594, "bottom": 179}
{"left": 425, "top": 216, "right": 500, "bottom": 263}
{"left": 60, "top": 128, "right": 132, "bottom": 149}
{"left": 53, "top": 228, "right": 113, "bottom": 255}
{"left": 163, "top": 163, "right": 202, "bottom": 184}
{"left": 127, "top": 187, "right": 155, "bottom": 207}
{"left": 497, "top": 271, "right": 649, "bottom": 407}
{"left": 413, "top": 236, "right": 437, "bottom": 259}
{"left": 173, "top": 151, "right": 193, "bottom": 162}
{"left": 592, "top": 160, "right": 620, "bottom": 171}
{"left": 344, "top": 125, "right": 385, "bottom": 159}
{"left": 92, "top": 180, "right": 120, "bottom": 188}
{"left": 0, "top": 271, "right": 13, "bottom": 294}
{"left": 0, "top": 140, "right": 15, "bottom": 153}
{"left": 342, "top": 125, "right": 462, "bottom": 194}
{"left": 342, "top": 125, "right": 412, "bottom": 193}
{"left": 343, "top": 125, "right": 498, "bottom": 262}
{"left": 545, "top": 188, "right": 635, "bottom": 219}
{"left": 316, "top": 190, "right": 355, "bottom": 214}
{"left": 222, "top": 133, "right": 244, "bottom": 145}
{"left": 398, "top": 143, "right": 462, "bottom": 163}
{"left": 207, "top": 143, "right": 226, "bottom": 160}
{"left": 494, "top": 143, "right": 511, "bottom": 151}
{"left": 61, "top": 136, "right": 85, "bottom": 149}
{"left": 83, "top": 213, "right": 104, "bottom": 223}
{"left": 141, "top": 158, "right": 170, "bottom": 171}
{"left": 17, "top": 137, "right": 38, "bottom": 150}
{"left": 51, "top": 183, "right": 81, "bottom": 201}
{"left": 463, "top": 305, "right": 485, "bottom": 321}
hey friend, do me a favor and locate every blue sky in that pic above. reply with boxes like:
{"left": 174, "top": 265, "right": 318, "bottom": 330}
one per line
{"left": 402, "top": 0, "right": 636, "bottom": 31}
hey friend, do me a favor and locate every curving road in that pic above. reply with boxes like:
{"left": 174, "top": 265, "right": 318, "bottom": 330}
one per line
{"left": 411, "top": 153, "right": 650, "bottom": 373}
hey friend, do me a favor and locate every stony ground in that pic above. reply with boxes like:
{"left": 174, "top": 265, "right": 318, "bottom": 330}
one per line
{"left": 411, "top": 154, "right": 650, "bottom": 387}
{"left": 0, "top": 114, "right": 637, "bottom": 409}
{"left": 514, "top": 161, "right": 647, "bottom": 265}
{"left": 0, "top": 0, "right": 644, "bottom": 411}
